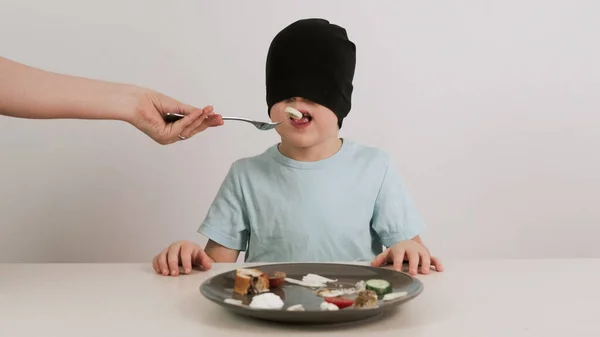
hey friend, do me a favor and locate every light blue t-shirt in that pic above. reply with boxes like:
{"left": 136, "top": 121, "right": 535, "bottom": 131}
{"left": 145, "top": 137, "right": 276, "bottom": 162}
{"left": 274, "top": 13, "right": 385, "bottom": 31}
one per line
{"left": 197, "top": 139, "right": 424, "bottom": 262}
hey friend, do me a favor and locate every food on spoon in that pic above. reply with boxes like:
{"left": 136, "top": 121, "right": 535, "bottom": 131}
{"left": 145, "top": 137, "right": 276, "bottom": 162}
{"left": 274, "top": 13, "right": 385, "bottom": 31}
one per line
{"left": 324, "top": 296, "right": 354, "bottom": 309}
{"left": 287, "top": 304, "right": 305, "bottom": 311}
{"left": 224, "top": 298, "right": 243, "bottom": 305}
{"left": 353, "top": 290, "right": 378, "bottom": 309}
{"left": 233, "top": 268, "right": 270, "bottom": 295}
{"left": 382, "top": 291, "right": 408, "bottom": 301}
{"left": 365, "top": 279, "right": 392, "bottom": 299}
{"left": 248, "top": 292, "right": 284, "bottom": 309}
{"left": 285, "top": 107, "right": 303, "bottom": 120}
{"left": 320, "top": 301, "right": 339, "bottom": 311}
{"left": 268, "top": 271, "right": 286, "bottom": 288}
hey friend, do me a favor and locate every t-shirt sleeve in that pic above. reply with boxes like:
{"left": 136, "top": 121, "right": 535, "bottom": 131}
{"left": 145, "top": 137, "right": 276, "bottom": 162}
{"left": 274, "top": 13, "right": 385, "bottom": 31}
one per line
{"left": 371, "top": 156, "right": 424, "bottom": 248}
{"left": 197, "top": 162, "right": 249, "bottom": 251}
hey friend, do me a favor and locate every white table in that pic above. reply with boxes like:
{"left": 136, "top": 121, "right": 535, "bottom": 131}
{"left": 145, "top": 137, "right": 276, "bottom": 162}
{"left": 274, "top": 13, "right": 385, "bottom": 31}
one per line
{"left": 1, "top": 259, "right": 598, "bottom": 336}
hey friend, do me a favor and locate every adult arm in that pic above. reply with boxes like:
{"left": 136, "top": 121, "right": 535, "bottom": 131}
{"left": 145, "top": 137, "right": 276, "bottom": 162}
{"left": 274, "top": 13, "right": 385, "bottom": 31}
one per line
{"left": 0, "top": 56, "right": 222, "bottom": 144}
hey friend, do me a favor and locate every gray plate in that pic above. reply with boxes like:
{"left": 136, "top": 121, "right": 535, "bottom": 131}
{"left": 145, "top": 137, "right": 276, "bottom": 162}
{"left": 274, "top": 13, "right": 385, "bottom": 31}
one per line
{"left": 199, "top": 263, "right": 423, "bottom": 324}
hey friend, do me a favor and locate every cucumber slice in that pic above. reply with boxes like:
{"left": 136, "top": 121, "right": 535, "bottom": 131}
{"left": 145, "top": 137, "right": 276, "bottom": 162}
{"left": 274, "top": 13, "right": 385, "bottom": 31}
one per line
{"left": 365, "top": 279, "right": 392, "bottom": 299}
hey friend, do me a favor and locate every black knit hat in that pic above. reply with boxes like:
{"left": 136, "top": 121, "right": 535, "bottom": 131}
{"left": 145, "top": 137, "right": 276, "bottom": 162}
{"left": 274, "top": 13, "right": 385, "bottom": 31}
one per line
{"left": 266, "top": 18, "right": 356, "bottom": 128}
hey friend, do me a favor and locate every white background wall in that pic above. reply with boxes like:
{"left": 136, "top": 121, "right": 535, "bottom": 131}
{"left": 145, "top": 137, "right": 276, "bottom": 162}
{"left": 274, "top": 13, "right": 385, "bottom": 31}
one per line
{"left": 1, "top": 0, "right": 598, "bottom": 263}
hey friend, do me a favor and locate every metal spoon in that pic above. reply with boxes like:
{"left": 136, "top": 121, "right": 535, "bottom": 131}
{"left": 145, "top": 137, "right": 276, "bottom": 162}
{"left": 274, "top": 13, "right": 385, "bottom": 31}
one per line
{"left": 163, "top": 113, "right": 281, "bottom": 131}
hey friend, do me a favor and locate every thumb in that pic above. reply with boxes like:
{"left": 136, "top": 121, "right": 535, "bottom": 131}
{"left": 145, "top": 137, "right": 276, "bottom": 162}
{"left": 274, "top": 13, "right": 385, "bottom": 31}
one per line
{"left": 194, "top": 249, "right": 214, "bottom": 270}
{"left": 153, "top": 93, "right": 205, "bottom": 134}
{"left": 169, "top": 105, "right": 205, "bottom": 135}
{"left": 371, "top": 249, "right": 390, "bottom": 267}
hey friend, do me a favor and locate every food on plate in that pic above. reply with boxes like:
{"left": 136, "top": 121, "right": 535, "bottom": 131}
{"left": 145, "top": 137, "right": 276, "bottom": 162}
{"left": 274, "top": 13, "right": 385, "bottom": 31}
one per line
{"left": 248, "top": 292, "right": 284, "bottom": 309}
{"left": 365, "top": 279, "right": 392, "bottom": 299}
{"left": 284, "top": 277, "right": 324, "bottom": 288}
{"left": 324, "top": 296, "right": 354, "bottom": 309}
{"left": 319, "top": 281, "right": 364, "bottom": 294}
{"left": 317, "top": 289, "right": 345, "bottom": 298}
{"left": 225, "top": 268, "right": 397, "bottom": 312}
{"left": 284, "top": 277, "right": 312, "bottom": 287}
{"left": 285, "top": 106, "right": 303, "bottom": 120}
{"left": 353, "top": 290, "right": 378, "bottom": 309}
{"left": 270, "top": 287, "right": 286, "bottom": 301}
{"left": 234, "top": 268, "right": 270, "bottom": 295}
{"left": 339, "top": 288, "right": 358, "bottom": 295}
{"left": 304, "top": 273, "right": 337, "bottom": 284}
{"left": 320, "top": 301, "right": 339, "bottom": 311}
{"left": 230, "top": 292, "right": 252, "bottom": 305}
{"left": 286, "top": 304, "right": 305, "bottom": 311}
{"left": 268, "top": 271, "right": 286, "bottom": 288}
{"left": 382, "top": 291, "right": 408, "bottom": 301}
{"left": 285, "top": 273, "right": 338, "bottom": 288}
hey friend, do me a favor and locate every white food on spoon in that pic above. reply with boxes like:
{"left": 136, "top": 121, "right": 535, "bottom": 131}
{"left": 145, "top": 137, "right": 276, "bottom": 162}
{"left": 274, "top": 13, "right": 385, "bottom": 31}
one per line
{"left": 382, "top": 291, "right": 408, "bottom": 301}
{"left": 249, "top": 293, "right": 284, "bottom": 309}
{"left": 320, "top": 302, "right": 339, "bottom": 311}
{"left": 285, "top": 107, "right": 303, "bottom": 120}
{"left": 287, "top": 304, "right": 305, "bottom": 311}
{"left": 224, "top": 299, "right": 243, "bottom": 305}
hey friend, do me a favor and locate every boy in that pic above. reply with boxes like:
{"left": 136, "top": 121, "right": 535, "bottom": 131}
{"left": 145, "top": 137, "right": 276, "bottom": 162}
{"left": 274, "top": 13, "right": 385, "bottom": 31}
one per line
{"left": 153, "top": 18, "right": 443, "bottom": 277}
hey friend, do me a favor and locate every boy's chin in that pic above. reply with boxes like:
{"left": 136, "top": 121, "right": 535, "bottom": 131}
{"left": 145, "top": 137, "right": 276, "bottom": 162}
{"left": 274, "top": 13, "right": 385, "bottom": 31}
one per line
{"left": 280, "top": 135, "right": 320, "bottom": 148}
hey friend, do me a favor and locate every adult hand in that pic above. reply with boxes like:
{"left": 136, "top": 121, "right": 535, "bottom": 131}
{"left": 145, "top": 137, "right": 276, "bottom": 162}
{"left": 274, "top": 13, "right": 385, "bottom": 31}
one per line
{"left": 128, "top": 88, "right": 223, "bottom": 144}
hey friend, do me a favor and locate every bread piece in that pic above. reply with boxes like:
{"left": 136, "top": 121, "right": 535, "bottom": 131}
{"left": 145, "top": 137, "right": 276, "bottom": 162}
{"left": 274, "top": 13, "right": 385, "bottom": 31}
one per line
{"left": 353, "top": 290, "right": 378, "bottom": 309}
{"left": 233, "top": 268, "right": 270, "bottom": 295}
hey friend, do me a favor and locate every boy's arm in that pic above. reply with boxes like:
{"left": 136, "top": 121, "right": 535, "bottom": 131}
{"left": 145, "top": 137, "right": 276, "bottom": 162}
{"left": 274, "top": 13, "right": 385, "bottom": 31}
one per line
{"left": 370, "top": 156, "right": 424, "bottom": 248}
{"left": 369, "top": 156, "right": 444, "bottom": 273}
{"left": 197, "top": 161, "right": 250, "bottom": 260}
{"left": 204, "top": 239, "right": 240, "bottom": 263}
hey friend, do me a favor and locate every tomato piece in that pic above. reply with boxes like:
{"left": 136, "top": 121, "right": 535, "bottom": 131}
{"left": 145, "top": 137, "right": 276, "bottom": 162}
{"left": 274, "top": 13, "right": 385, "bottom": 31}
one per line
{"left": 324, "top": 296, "right": 354, "bottom": 309}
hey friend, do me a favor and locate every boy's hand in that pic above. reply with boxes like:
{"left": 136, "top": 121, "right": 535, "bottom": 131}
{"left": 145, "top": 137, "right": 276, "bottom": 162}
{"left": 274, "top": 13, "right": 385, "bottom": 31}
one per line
{"left": 370, "top": 240, "right": 444, "bottom": 275}
{"left": 152, "top": 240, "right": 214, "bottom": 276}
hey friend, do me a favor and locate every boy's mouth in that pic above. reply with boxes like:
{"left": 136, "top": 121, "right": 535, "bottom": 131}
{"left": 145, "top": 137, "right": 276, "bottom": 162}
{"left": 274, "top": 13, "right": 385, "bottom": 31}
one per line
{"left": 290, "top": 110, "right": 312, "bottom": 127}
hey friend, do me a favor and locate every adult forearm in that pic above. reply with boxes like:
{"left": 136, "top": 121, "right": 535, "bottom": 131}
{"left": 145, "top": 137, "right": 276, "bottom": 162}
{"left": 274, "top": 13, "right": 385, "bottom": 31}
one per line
{"left": 0, "top": 56, "right": 138, "bottom": 123}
